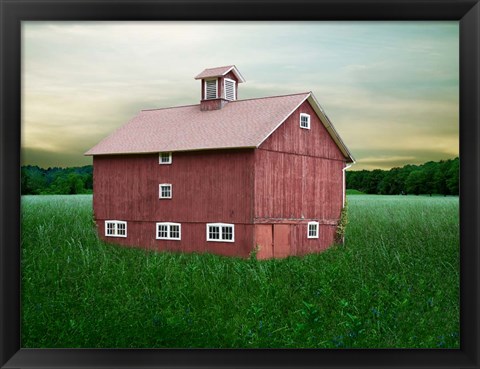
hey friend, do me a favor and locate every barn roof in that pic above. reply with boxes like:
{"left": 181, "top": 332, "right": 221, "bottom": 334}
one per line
{"left": 194, "top": 65, "right": 246, "bottom": 82}
{"left": 85, "top": 92, "right": 354, "bottom": 163}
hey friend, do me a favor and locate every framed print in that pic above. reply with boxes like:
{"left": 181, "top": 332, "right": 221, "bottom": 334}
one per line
{"left": 1, "top": 0, "right": 479, "bottom": 368}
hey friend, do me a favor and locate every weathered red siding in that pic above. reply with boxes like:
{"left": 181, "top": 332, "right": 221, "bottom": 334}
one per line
{"left": 94, "top": 149, "right": 254, "bottom": 222}
{"left": 254, "top": 150, "right": 344, "bottom": 221}
{"left": 259, "top": 99, "right": 345, "bottom": 160}
{"left": 93, "top": 149, "right": 255, "bottom": 257}
{"left": 97, "top": 221, "right": 254, "bottom": 258}
{"left": 253, "top": 99, "right": 346, "bottom": 256}
{"left": 93, "top": 100, "right": 347, "bottom": 258}
{"left": 199, "top": 98, "right": 228, "bottom": 111}
{"left": 254, "top": 222, "right": 338, "bottom": 259}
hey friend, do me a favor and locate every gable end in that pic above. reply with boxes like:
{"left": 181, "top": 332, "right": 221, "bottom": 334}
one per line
{"left": 258, "top": 97, "right": 350, "bottom": 162}
{"left": 257, "top": 92, "right": 354, "bottom": 163}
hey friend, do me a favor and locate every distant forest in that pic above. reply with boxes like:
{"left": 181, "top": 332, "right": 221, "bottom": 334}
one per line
{"left": 21, "top": 157, "right": 459, "bottom": 196}
{"left": 21, "top": 165, "right": 93, "bottom": 195}
{"left": 346, "top": 157, "right": 459, "bottom": 196}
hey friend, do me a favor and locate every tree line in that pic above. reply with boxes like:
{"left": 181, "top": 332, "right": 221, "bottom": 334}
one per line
{"left": 21, "top": 165, "right": 93, "bottom": 195}
{"left": 21, "top": 157, "right": 459, "bottom": 196}
{"left": 346, "top": 157, "right": 459, "bottom": 196}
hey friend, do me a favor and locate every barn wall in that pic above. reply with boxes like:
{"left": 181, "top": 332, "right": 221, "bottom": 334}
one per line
{"left": 254, "top": 98, "right": 346, "bottom": 221}
{"left": 93, "top": 149, "right": 255, "bottom": 256}
{"left": 93, "top": 149, "right": 254, "bottom": 223}
{"left": 253, "top": 99, "right": 346, "bottom": 257}
{"left": 253, "top": 149, "right": 344, "bottom": 221}
{"left": 254, "top": 223, "right": 338, "bottom": 259}
{"left": 259, "top": 99, "right": 346, "bottom": 160}
{"left": 96, "top": 221, "right": 254, "bottom": 258}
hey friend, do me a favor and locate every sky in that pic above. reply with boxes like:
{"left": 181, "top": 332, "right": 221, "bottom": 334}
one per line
{"left": 22, "top": 21, "right": 459, "bottom": 170}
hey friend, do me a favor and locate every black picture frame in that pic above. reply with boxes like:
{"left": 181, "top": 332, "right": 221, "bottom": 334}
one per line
{"left": 1, "top": 0, "right": 479, "bottom": 368}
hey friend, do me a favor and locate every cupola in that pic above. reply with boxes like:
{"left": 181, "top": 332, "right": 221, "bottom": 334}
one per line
{"left": 194, "top": 65, "right": 246, "bottom": 111}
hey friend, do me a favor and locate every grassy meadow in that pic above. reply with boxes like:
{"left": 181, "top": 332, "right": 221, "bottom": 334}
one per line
{"left": 21, "top": 194, "right": 459, "bottom": 348}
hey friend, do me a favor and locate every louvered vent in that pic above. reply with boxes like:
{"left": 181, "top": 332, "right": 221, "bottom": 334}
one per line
{"left": 224, "top": 79, "right": 236, "bottom": 100}
{"left": 205, "top": 80, "right": 217, "bottom": 99}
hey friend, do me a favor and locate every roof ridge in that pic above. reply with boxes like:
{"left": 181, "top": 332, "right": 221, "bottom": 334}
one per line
{"left": 233, "top": 91, "right": 310, "bottom": 103}
{"left": 141, "top": 103, "right": 199, "bottom": 112}
{"left": 203, "top": 65, "right": 234, "bottom": 70}
{"left": 140, "top": 92, "right": 310, "bottom": 112}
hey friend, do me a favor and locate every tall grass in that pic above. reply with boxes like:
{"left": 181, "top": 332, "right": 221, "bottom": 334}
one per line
{"left": 21, "top": 194, "right": 459, "bottom": 348}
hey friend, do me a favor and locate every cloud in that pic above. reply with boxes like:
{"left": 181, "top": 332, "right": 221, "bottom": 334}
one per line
{"left": 350, "top": 148, "right": 458, "bottom": 170}
{"left": 22, "top": 147, "right": 92, "bottom": 168}
{"left": 22, "top": 21, "right": 459, "bottom": 169}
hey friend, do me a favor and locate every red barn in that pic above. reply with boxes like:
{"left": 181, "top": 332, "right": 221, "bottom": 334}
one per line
{"left": 85, "top": 65, "right": 354, "bottom": 259}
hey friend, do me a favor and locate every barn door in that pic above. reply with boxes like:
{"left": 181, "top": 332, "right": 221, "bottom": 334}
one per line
{"left": 273, "top": 224, "right": 291, "bottom": 258}
{"left": 254, "top": 225, "right": 273, "bottom": 259}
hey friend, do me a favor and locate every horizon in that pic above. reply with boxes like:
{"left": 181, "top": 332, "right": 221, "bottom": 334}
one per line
{"left": 22, "top": 21, "right": 459, "bottom": 171}
{"left": 22, "top": 156, "right": 459, "bottom": 172}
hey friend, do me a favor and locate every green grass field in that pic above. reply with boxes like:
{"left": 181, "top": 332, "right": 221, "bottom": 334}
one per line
{"left": 21, "top": 194, "right": 459, "bottom": 348}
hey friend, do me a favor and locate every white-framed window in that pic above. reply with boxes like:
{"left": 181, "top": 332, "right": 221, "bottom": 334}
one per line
{"left": 206, "top": 223, "right": 235, "bottom": 242}
{"left": 105, "top": 220, "right": 127, "bottom": 238}
{"left": 307, "top": 221, "right": 319, "bottom": 239}
{"left": 159, "top": 152, "right": 172, "bottom": 164}
{"left": 300, "top": 113, "right": 311, "bottom": 129}
{"left": 159, "top": 184, "right": 172, "bottom": 199}
{"left": 224, "top": 78, "right": 236, "bottom": 100}
{"left": 204, "top": 79, "right": 218, "bottom": 100}
{"left": 156, "top": 222, "right": 181, "bottom": 240}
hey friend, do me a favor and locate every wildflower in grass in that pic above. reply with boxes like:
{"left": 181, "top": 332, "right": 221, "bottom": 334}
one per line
{"left": 331, "top": 335, "right": 345, "bottom": 348}
{"left": 449, "top": 332, "right": 458, "bottom": 339}
{"left": 427, "top": 297, "right": 434, "bottom": 307}
{"left": 437, "top": 335, "right": 446, "bottom": 347}
{"left": 371, "top": 307, "right": 380, "bottom": 317}
{"left": 152, "top": 316, "right": 161, "bottom": 327}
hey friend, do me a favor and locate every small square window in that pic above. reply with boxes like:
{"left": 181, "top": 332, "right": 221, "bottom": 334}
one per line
{"left": 105, "top": 220, "right": 127, "bottom": 238}
{"left": 106, "top": 222, "right": 115, "bottom": 236}
{"left": 207, "top": 223, "right": 234, "bottom": 242}
{"left": 300, "top": 113, "right": 311, "bottom": 129}
{"left": 159, "top": 152, "right": 172, "bottom": 164}
{"left": 159, "top": 184, "right": 172, "bottom": 199}
{"left": 170, "top": 224, "right": 180, "bottom": 239}
{"left": 158, "top": 224, "right": 168, "bottom": 238}
{"left": 222, "top": 225, "right": 233, "bottom": 240}
{"left": 117, "top": 223, "right": 126, "bottom": 236}
{"left": 209, "top": 226, "right": 220, "bottom": 240}
{"left": 156, "top": 222, "right": 181, "bottom": 240}
{"left": 307, "top": 221, "right": 319, "bottom": 239}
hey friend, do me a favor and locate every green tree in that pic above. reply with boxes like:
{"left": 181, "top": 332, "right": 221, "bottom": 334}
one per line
{"left": 446, "top": 158, "right": 459, "bottom": 195}
{"left": 364, "top": 169, "right": 385, "bottom": 194}
{"left": 21, "top": 166, "right": 47, "bottom": 194}
{"left": 48, "top": 172, "right": 85, "bottom": 194}
{"left": 422, "top": 161, "right": 439, "bottom": 195}
{"left": 405, "top": 170, "right": 426, "bottom": 195}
